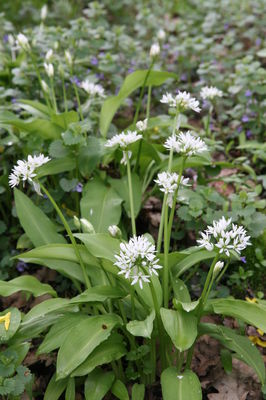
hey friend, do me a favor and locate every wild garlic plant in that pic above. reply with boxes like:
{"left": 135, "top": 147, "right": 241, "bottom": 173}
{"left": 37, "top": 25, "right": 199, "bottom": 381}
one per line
{"left": 3, "top": 65, "right": 265, "bottom": 400}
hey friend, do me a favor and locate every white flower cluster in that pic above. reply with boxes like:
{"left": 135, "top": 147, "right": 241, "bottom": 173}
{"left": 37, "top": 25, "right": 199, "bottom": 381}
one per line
{"left": 164, "top": 131, "right": 207, "bottom": 156}
{"left": 80, "top": 79, "right": 105, "bottom": 97}
{"left": 9, "top": 154, "right": 50, "bottom": 194}
{"left": 136, "top": 119, "right": 148, "bottom": 131}
{"left": 115, "top": 235, "right": 162, "bottom": 288}
{"left": 160, "top": 91, "right": 201, "bottom": 113}
{"left": 155, "top": 172, "right": 189, "bottom": 207}
{"left": 105, "top": 130, "right": 142, "bottom": 149}
{"left": 200, "top": 86, "right": 223, "bottom": 100}
{"left": 197, "top": 217, "right": 251, "bottom": 257}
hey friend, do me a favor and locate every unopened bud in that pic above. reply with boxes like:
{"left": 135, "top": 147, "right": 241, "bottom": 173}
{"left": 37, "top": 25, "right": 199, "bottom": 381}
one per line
{"left": 73, "top": 216, "right": 81, "bottom": 230}
{"left": 108, "top": 225, "right": 121, "bottom": 238}
{"left": 157, "top": 29, "right": 166, "bottom": 41}
{"left": 41, "top": 80, "right": 49, "bottom": 93}
{"left": 80, "top": 218, "right": 95, "bottom": 234}
{"left": 17, "top": 33, "right": 31, "bottom": 52}
{"left": 41, "top": 5, "right": 48, "bottom": 21}
{"left": 149, "top": 43, "right": 160, "bottom": 58}
{"left": 44, "top": 62, "right": 54, "bottom": 78}
{"left": 213, "top": 261, "right": 224, "bottom": 278}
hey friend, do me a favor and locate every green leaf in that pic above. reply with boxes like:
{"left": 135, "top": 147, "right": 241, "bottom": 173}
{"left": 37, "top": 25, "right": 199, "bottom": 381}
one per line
{"left": 207, "top": 298, "right": 266, "bottom": 332}
{"left": 111, "top": 379, "right": 129, "bottom": 400}
{"left": 14, "top": 189, "right": 66, "bottom": 247}
{"left": 109, "top": 173, "right": 142, "bottom": 218}
{"left": 199, "top": 323, "right": 265, "bottom": 384}
{"left": 172, "top": 278, "right": 191, "bottom": 302}
{"left": 16, "top": 99, "right": 50, "bottom": 118}
{"left": 81, "top": 180, "right": 123, "bottom": 232}
{"left": 126, "top": 310, "right": 155, "bottom": 339}
{"left": 65, "top": 378, "right": 75, "bottom": 400}
{"left": 172, "top": 249, "right": 217, "bottom": 278}
{"left": 44, "top": 373, "right": 68, "bottom": 400}
{"left": 71, "top": 334, "right": 126, "bottom": 377}
{"left": 56, "top": 315, "right": 122, "bottom": 378}
{"left": 1, "top": 116, "right": 62, "bottom": 139}
{"left": 161, "top": 368, "right": 202, "bottom": 400}
{"left": 0, "top": 308, "right": 21, "bottom": 343}
{"left": 74, "top": 233, "right": 120, "bottom": 262}
{"left": 51, "top": 111, "right": 79, "bottom": 129}
{"left": 160, "top": 308, "right": 197, "bottom": 351}
{"left": 132, "top": 383, "right": 145, "bottom": 400}
{"left": 84, "top": 369, "right": 115, "bottom": 400}
{"left": 78, "top": 138, "right": 104, "bottom": 178}
{"left": 9, "top": 342, "right": 30, "bottom": 367}
{"left": 71, "top": 286, "right": 126, "bottom": 304}
{"left": 100, "top": 70, "right": 177, "bottom": 137}
{"left": 220, "top": 349, "right": 232, "bottom": 374}
{"left": 37, "top": 157, "right": 76, "bottom": 177}
{"left": 59, "top": 178, "right": 78, "bottom": 192}
{"left": 0, "top": 276, "right": 56, "bottom": 297}
{"left": 38, "top": 313, "right": 88, "bottom": 355}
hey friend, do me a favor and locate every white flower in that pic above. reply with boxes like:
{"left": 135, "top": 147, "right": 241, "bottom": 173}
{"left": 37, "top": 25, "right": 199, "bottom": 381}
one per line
{"left": 164, "top": 131, "right": 207, "bottom": 156}
{"left": 197, "top": 217, "right": 251, "bottom": 257}
{"left": 16, "top": 33, "right": 31, "bottom": 52}
{"left": 65, "top": 50, "right": 73, "bottom": 66}
{"left": 155, "top": 172, "right": 190, "bottom": 208}
{"left": 120, "top": 150, "right": 132, "bottom": 165}
{"left": 41, "top": 5, "right": 48, "bottom": 20}
{"left": 157, "top": 29, "right": 166, "bottom": 40}
{"left": 44, "top": 62, "right": 54, "bottom": 78}
{"left": 108, "top": 225, "right": 121, "bottom": 238}
{"left": 213, "top": 261, "right": 224, "bottom": 278}
{"left": 136, "top": 119, "right": 148, "bottom": 131}
{"left": 105, "top": 130, "right": 142, "bottom": 150}
{"left": 8, "top": 34, "right": 15, "bottom": 46}
{"left": 150, "top": 43, "right": 160, "bottom": 58}
{"left": 80, "top": 79, "right": 105, "bottom": 97}
{"left": 45, "top": 49, "right": 53, "bottom": 62}
{"left": 160, "top": 91, "right": 201, "bottom": 113}
{"left": 41, "top": 80, "right": 49, "bottom": 93}
{"left": 114, "top": 235, "right": 162, "bottom": 289}
{"left": 9, "top": 154, "right": 50, "bottom": 193}
{"left": 200, "top": 86, "right": 223, "bottom": 100}
{"left": 80, "top": 218, "right": 95, "bottom": 234}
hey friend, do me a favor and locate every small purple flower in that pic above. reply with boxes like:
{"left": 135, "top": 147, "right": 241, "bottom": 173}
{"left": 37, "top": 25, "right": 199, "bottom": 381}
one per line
{"left": 43, "top": 194, "right": 48, "bottom": 199}
{"left": 202, "top": 100, "right": 210, "bottom": 109}
{"left": 127, "top": 68, "right": 134, "bottom": 74}
{"left": 90, "top": 56, "right": 98, "bottom": 66}
{"left": 180, "top": 73, "right": 187, "bottom": 82}
{"left": 237, "top": 126, "right": 243, "bottom": 133}
{"left": 246, "top": 130, "right": 252, "bottom": 139}
{"left": 163, "top": 43, "right": 170, "bottom": 50}
{"left": 245, "top": 90, "right": 252, "bottom": 97}
{"left": 242, "top": 115, "right": 249, "bottom": 123}
{"left": 87, "top": 68, "right": 91, "bottom": 73}
{"left": 3, "top": 34, "right": 9, "bottom": 44}
{"left": 70, "top": 76, "right": 81, "bottom": 86}
{"left": 240, "top": 256, "right": 247, "bottom": 264}
{"left": 255, "top": 38, "right": 261, "bottom": 46}
{"left": 209, "top": 123, "right": 214, "bottom": 131}
{"left": 74, "top": 182, "right": 83, "bottom": 193}
{"left": 11, "top": 98, "right": 17, "bottom": 104}
{"left": 224, "top": 23, "right": 229, "bottom": 30}
{"left": 16, "top": 261, "right": 28, "bottom": 272}
{"left": 99, "top": 52, "right": 105, "bottom": 58}
{"left": 96, "top": 72, "right": 104, "bottom": 80}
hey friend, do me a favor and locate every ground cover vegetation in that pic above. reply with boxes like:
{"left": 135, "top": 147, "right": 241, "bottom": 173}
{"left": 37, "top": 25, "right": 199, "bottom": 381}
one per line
{"left": 0, "top": 0, "right": 265, "bottom": 399}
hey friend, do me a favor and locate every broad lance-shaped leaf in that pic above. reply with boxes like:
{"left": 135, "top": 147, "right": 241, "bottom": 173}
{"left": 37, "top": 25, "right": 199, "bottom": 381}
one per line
{"left": 100, "top": 69, "right": 177, "bottom": 137}
{"left": 161, "top": 368, "right": 202, "bottom": 400}
{"left": 0, "top": 276, "right": 56, "bottom": 297}
{"left": 199, "top": 323, "right": 266, "bottom": 384}
{"left": 126, "top": 310, "right": 155, "bottom": 338}
{"left": 37, "top": 157, "right": 76, "bottom": 178}
{"left": 56, "top": 314, "right": 122, "bottom": 379}
{"left": 44, "top": 373, "right": 68, "bottom": 400}
{"left": 14, "top": 188, "right": 66, "bottom": 247}
{"left": 111, "top": 379, "right": 129, "bottom": 400}
{"left": 160, "top": 308, "right": 197, "bottom": 351}
{"left": 74, "top": 233, "right": 120, "bottom": 262}
{"left": 85, "top": 369, "right": 115, "bottom": 400}
{"left": 109, "top": 174, "right": 142, "bottom": 218}
{"left": 132, "top": 383, "right": 145, "bottom": 400}
{"left": 207, "top": 298, "right": 266, "bottom": 333}
{"left": 71, "top": 334, "right": 126, "bottom": 377}
{"left": 171, "top": 249, "right": 217, "bottom": 278}
{"left": 81, "top": 179, "right": 123, "bottom": 233}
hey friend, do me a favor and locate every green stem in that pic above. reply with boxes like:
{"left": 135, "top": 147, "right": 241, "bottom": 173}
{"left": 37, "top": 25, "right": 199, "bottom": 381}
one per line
{"left": 130, "top": 286, "right": 136, "bottom": 320}
{"left": 61, "top": 75, "right": 68, "bottom": 113}
{"left": 133, "top": 62, "right": 154, "bottom": 125}
{"left": 163, "top": 198, "right": 169, "bottom": 308}
{"left": 215, "top": 260, "right": 230, "bottom": 284}
{"left": 39, "top": 183, "right": 91, "bottom": 289}
{"left": 146, "top": 85, "right": 152, "bottom": 119}
{"left": 72, "top": 82, "right": 84, "bottom": 121}
{"left": 167, "top": 156, "right": 186, "bottom": 241}
{"left": 157, "top": 194, "right": 167, "bottom": 253}
{"left": 30, "top": 54, "right": 52, "bottom": 112}
{"left": 126, "top": 152, "right": 136, "bottom": 235}
{"left": 50, "top": 77, "right": 58, "bottom": 113}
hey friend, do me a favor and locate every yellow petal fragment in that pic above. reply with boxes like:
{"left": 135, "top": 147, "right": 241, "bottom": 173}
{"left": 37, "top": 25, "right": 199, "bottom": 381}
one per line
{"left": 0, "top": 311, "right": 11, "bottom": 331}
{"left": 245, "top": 297, "right": 257, "bottom": 303}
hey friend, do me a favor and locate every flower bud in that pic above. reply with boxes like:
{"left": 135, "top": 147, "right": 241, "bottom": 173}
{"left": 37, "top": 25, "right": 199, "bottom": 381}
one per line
{"left": 17, "top": 33, "right": 31, "bottom": 52}
{"left": 73, "top": 216, "right": 81, "bottom": 230}
{"left": 149, "top": 43, "right": 160, "bottom": 58}
{"left": 41, "top": 80, "right": 49, "bottom": 93}
{"left": 65, "top": 50, "right": 73, "bottom": 67}
{"left": 157, "top": 29, "right": 166, "bottom": 41}
{"left": 80, "top": 218, "right": 95, "bottom": 234}
{"left": 108, "top": 225, "right": 121, "bottom": 238}
{"left": 136, "top": 118, "right": 148, "bottom": 131}
{"left": 213, "top": 261, "right": 224, "bottom": 279}
{"left": 44, "top": 62, "right": 54, "bottom": 78}
{"left": 41, "top": 5, "right": 48, "bottom": 21}
{"left": 45, "top": 49, "right": 53, "bottom": 62}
